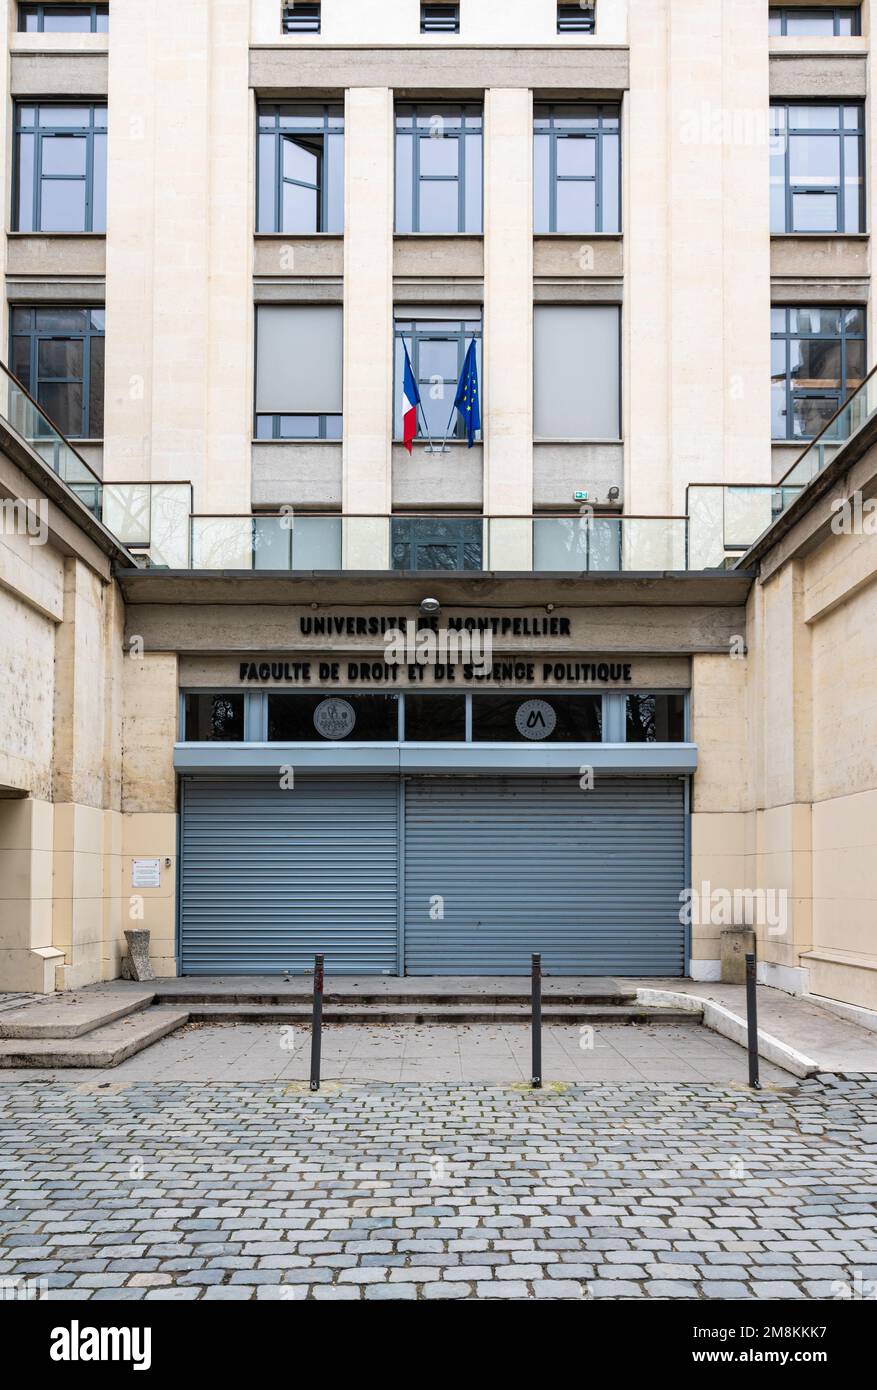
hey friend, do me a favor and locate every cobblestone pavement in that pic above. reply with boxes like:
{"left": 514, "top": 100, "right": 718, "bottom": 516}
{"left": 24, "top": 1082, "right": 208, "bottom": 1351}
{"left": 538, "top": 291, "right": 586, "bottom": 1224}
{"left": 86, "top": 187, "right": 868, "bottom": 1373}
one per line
{"left": 1, "top": 1078, "right": 875, "bottom": 1301}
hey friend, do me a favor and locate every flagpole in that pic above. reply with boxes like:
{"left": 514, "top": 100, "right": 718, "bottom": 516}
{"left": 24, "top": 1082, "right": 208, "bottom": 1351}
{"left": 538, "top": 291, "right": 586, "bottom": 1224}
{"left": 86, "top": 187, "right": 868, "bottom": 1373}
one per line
{"left": 418, "top": 403, "right": 445, "bottom": 455}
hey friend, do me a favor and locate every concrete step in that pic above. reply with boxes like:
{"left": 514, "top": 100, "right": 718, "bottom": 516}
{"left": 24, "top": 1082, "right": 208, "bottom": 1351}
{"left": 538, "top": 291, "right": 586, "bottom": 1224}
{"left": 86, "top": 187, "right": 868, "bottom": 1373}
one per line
{"left": 155, "top": 990, "right": 639, "bottom": 1008}
{"left": 0, "top": 1007, "right": 189, "bottom": 1068}
{"left": 182, "top": 1002, "right": 699, "bottom": 1026}
{"left": 0, "top": 989, "right": 155, "bottom": 1040}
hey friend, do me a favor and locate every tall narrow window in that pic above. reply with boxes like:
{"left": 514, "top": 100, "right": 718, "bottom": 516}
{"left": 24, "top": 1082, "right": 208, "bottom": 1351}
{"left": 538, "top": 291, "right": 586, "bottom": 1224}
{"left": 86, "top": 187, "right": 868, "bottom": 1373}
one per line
{"left": 534, "top": 104, "right": 620, "bottom": 234}
{"left": 18, "top": 4, "right": 109, "bottom": 31}
{"left": 395, "top": 105, "right": 483, "bottom": 234}
{"left": 282, "top": 2, "right": 321, "bottom": 33}
{"left": 255, "top": 305, "right": 343, "bottom": 439}
{"left": 771, "top": 306, "right": 866, "bottom": 440}
{"left": 393, "top": 313, "right": 482, "bottom": 442}
{"left": 421, "top": 3, "right": 460, "bottom": 32}
{"left": 257, "top": 104, "right": 344, "bottom": 234}
{"left": 557, "top": 3, "right": 596, "bottom": 33}
{"left": 14, "top": 104, "right": 107, "bottom": 232}
{"left": 770, "top": 103, "right": 864, "bottom": 233}
{"left": 10, "top": 307, "right": 106, "bottom": 439}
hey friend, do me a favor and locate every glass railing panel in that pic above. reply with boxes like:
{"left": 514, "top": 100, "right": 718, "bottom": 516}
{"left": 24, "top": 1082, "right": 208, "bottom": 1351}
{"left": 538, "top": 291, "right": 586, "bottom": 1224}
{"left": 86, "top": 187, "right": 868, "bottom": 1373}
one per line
{"left": 724, "top": 487, "right": 776, "bottom": 552}
{"left": 686, "top": 488, "right": 726, "bottom": 570}
{"left": 149, "top": 485, "right": 192, "bottom": 568}
{"left": 191, "top": 517, "right": 254, "bottom": 570}
{"left": 622, "top": 517, "right": 687, "bottom": 570}
{"left": 103, "top": 484, "right": 151, "bottom": 546}
{"left": 293, "top": 516, "right": 342, "bottom": 569}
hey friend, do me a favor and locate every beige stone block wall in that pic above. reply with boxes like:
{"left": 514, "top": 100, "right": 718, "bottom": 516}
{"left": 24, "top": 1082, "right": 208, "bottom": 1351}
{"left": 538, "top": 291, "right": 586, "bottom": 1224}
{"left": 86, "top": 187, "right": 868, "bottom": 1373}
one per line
{"left": 122, "top": 813, "right": 178, "bottom": 978}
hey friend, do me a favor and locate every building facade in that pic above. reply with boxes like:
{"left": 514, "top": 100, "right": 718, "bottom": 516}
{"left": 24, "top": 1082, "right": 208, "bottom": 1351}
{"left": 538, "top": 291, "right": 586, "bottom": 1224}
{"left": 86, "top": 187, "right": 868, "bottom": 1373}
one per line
{"left": 1, "top": 0, "right": 876, "bottom": 1011}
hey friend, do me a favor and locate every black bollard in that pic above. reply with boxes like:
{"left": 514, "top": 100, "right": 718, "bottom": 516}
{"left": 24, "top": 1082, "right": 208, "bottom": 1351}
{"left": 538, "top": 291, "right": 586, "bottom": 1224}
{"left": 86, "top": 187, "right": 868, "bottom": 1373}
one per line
{"left": 531, "top": 953, "right": 542, "bottom": 1089}
{"left": 745, "top": 951, "right": 761, "bottom": 1091}
{"left": 309, "top": 954, "right": 324, "bottom": 1092}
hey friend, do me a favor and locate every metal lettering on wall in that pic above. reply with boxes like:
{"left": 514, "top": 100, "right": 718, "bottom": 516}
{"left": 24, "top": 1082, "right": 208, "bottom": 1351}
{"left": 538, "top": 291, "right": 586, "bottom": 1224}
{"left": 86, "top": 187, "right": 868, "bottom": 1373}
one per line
{"left": 239, "top": 659, "right": 634, "bottom": 686}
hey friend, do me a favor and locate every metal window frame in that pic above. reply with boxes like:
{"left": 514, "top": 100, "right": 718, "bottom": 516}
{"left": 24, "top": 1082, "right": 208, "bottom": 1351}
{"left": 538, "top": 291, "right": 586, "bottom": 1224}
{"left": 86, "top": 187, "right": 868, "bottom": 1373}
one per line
{"left": 557, "top": 3, "right": 596, "bottom": 34}
{"left": 390, "top": 515, "right": 484, "bottom": 572}
{"left": 9, "top": 305, "right": 105, "bottom": 439}
{"left": 281, "top": 2, "right": 321, "bottom": 34}
{"left": 255, "top": 412, "right": 342, "bottom": 440}
{"left": 393, "top": 316, "right": 482, "bottom": 442}
{"left": 421, "top": 3, "right": 461, "bottom": 33}
{"left": 13, "top": 101, "right": 107, "bottom": 233}
{"left": 771, "top": 101, "right": 865, "bottom": 234}
{"left": 768, "top": 6, "right": 861, "bottom": 37}
{"left": 534, "top": 103, "right": 620, "bottom": 235}
{"left": 256, "top": 103, "right": 342, "bottom": 234}
{"left": 395, "top": 104, "right": 483, "bottom": 234}
{"left": 18, "top": 3, "right": 108, "bottom": 32}
{"left": 180, "top": 688, "right": 692, "bottom": 748}
{"left": 771, "top": 304, "right": 867, "bottom": 441}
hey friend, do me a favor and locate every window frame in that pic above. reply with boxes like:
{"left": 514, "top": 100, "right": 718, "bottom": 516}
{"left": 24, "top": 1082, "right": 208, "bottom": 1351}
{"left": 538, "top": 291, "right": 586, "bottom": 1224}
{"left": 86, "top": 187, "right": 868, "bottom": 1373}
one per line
{"left": 390, "top": 515, "right": 484, "bottom": 572}
{"left": 395, "top": 103, "right": 483, "bottom": 234}
{"left": 421, "top": 3, "right": 460, "bottom": 33}
{"left": 768, "top": 7, "right": 861, "bottom": 37}
{"left": 181, "top": 689, "right": 691, "bottom": 745}
{"left": 770, "top": 101, "right": 865, "bottom": 235}
{"left": 9, "top": 305, "right": 106, "bottom": 440}
{"left": 534, "top": 103, "right": 621, "bottom": 235}
{"left": 393, "top": 315, "right": 483, "bottom": 443}
{"left": 281, "top": 2, "right": 321, "bottom": 34}
{"left": 770, "top": 304, "right": 867, "bottom": 441}
{"left": 18, "top": 3, "right": 108, "bottom": 32}
{"left": 557, "top": 3, "right": 596, "bottom": 34}
{"left": 256, "top": 103, "right": 344, "bottom": 235}
{"left": 253, "top": 302, "right": 344, "bottom": 441}
{"left": 13, "top": 101, "right": 107, "bottom": 233}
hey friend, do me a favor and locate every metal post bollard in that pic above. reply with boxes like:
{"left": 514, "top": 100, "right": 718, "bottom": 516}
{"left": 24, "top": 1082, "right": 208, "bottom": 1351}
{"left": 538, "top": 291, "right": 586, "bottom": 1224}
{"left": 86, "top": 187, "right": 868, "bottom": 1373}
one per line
{"left": 309, "top": 954, "right": 324, "bottom": 1092}
{"left": 531, "top": 953, "right": 542, "bottom": 1089}
{"left": 745, "top": 951, "right": 761, "bottom": 1091}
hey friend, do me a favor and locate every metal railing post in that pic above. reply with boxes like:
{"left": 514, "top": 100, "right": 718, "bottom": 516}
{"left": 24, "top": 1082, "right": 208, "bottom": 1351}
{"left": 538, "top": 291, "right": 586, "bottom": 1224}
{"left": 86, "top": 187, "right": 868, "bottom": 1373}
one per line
{"left": 531, "top": 953, "right": 542, "bottom": 1090}
{"left": 745, "top": 951, "right": 761, "bottom": 1091}
{"left": 309, "top": 953, "right": 324, "bottom": 1092}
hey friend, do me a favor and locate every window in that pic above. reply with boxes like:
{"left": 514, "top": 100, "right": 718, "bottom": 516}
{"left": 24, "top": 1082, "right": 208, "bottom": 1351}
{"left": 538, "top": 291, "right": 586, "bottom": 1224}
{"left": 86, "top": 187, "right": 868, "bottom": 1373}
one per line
{"left": 391, "top": 516, "right": 483, "bottom": 571}
{"left": 770, "top": 103, "right": 864, "bottom": 233}
{"left": 534, "top": 305, "right": 620, "bottom": 439}
{"left": 473, "top": 694, "right": 603, "bottom": 742}
{"left": 19, "top": 4, "right": 108, "bottom": 31}
{"left": 403, "top": 693, "right": 466, "bottom": 740}
{"left": 184, "top": 695, "right": 245, "bottom": 742}
{"left": 395, "top": 105, "right": 482, "bottom": 234}
{"left": 282, "top": 2, "right": 321, "bottom": 32}
{"left": 14, "top": 103, "right": 107, "bottom": 232}
{"left": 394, "top": 313, "right": 482, "bottom": 442}
{"left": 625, "top": 694, "right": 686, "bottom": 743}
{"left": 10, "top": 307, "right": 105, "bottom": 439}
{"left": 257, "top": 104, "right": 343, "bottom": 234}
{"left": 557, "top": 3, "right": 596, "bottom": 33}
{"left": 769, "top": 7, "right": 860, "bottom": 37}
{"left": 771, "top": 306, "right": 866, "bottom": 440}
{"left": 421, "top": 3, "right": 460, "bottom": 32}
{"left": 255, "top": 305, "right": 343, "bottom": 439}
{"left": 267, "top": 694, "right": 399, "bottom": 741}
{"left": 534, "top": 104, "right": 620, "bottom": 234}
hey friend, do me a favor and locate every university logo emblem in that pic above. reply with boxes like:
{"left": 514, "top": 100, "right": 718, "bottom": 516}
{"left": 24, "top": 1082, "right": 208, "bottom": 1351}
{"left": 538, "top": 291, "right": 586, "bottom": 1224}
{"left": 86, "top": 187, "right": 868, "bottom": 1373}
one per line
{"left": 515, "top": 699, "right": 556, "bottom": 741}
{"left": 314, "top": 698, "right": 357, "bottom": 740}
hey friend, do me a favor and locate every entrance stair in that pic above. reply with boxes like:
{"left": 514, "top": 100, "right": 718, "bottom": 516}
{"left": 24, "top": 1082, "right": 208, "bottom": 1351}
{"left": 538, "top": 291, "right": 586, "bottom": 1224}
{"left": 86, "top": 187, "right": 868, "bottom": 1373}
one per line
{"left": 0, "top": 978, "right": 700, "bottom": 1068}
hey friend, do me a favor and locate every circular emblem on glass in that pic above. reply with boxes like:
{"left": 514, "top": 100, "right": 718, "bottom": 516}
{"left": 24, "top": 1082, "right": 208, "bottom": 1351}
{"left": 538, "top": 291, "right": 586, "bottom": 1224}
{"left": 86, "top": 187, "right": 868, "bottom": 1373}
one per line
{"left": 515, "top": 699, "right": 556, "bottom": 741}
{"left": 314, "top": 698, "right": 357, "bottom": 740}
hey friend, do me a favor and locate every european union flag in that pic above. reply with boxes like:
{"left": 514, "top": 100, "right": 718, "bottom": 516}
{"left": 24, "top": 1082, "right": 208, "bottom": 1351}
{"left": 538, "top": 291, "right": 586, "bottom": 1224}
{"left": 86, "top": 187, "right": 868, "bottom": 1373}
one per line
{"left": 453, "top": 340, "right": 481, "bottom": 448}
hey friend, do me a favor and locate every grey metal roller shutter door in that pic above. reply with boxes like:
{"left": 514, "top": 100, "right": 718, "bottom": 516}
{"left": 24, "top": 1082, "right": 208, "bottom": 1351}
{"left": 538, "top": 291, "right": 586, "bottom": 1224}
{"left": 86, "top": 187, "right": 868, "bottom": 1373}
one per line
{"left": 404, "top": 777, "right": 686, "bottom": 975}
{"left": 180, "top": 777, "right": 399, "bottom": 974}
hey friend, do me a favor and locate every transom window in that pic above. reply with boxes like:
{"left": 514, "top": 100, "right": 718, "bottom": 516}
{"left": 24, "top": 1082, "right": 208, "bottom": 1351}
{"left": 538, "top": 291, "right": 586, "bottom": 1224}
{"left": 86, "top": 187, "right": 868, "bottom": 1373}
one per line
{"left": 10, "top": 306, "right": 106, "bottom": 440}
{"left": 395, "top": 105, "right": 483, "bottom": 234}
{"left": 557, "top": 3, "right": 596, "bottom": 33}
{"left": 771, "top": 305, "right": 866, "bottom": 440}
{"left": 282, "top": 2, "right": 321, "bottom": 32}
{"left": 770, "top": 103, "right": 864, "bottom": 234}
{"left": 769, "top": 7, "right": 860, "bottom": 36}
{"left": 182, "top": 691, "right": 690, "bottom": 744}
{"left": 534, "top": 104, "right": 620, "bottom": 234}
{"left": 257, "top": 104, "right": 344, "bottom": 234}
{"left": 14, "top": 103, "right": 107, "bottom": 232}
{"left": 421, "top": 3, "right": 460, "bottom": 32}
{"left": 18, "top": 3, "right": 108, "bottom": 31}
{"left": 391, "top": 516, "right": 484, "bottom": 572}
{"left": 394, "top": 315, "right": 482, "bottom": 441}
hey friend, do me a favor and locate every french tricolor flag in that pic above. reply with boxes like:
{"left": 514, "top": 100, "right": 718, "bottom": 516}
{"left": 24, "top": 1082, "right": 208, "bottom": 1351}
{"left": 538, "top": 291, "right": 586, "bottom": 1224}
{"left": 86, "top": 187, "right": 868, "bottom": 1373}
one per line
{"left": 402, "top": 343, "right": 421, "bottom": 454}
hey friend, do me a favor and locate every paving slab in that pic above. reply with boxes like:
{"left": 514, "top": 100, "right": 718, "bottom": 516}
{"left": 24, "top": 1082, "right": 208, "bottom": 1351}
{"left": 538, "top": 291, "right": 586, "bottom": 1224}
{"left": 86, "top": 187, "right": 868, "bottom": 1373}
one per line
{"left": 0, "top": 1008, "right": 188, "bottom": 1068}
{"left": 0, "top": 990, "right": 155, "bottom": 1040}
